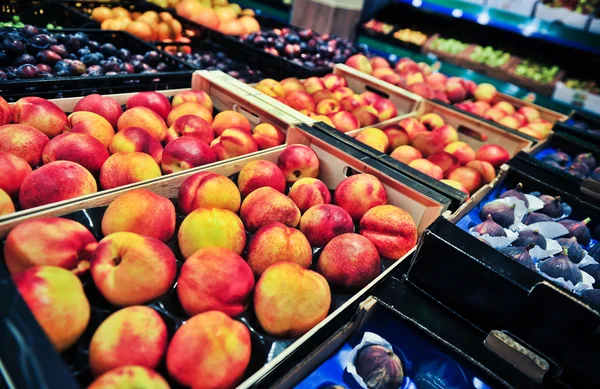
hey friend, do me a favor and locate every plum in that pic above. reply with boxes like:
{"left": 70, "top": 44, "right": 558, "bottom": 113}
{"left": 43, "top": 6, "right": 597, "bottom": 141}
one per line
{"left": 117, "top": 48, "right": 131, "bottom": 61}
{"left": 13, "top": 53, "right": 36, "bottom": 66}
{"left": 36, "top": 63, "right": 52, "bottom": 73}
{"left": 16, "top": 64, "right": 39, "bottom": 79}
{"left": 143, "top": 51, "right": 160, "bottom": 66}
{"left": 22, "top": 25, "right": 39, "bottom": 38}
{"left": 100, "top": 43, "right": 117, "bottom": 57}
{"left": 70, "top": 60, "right": 86, "bottom": 76}
{"left": 88, "top": 40, "right": 100, "bottom": 52}
{"left": 3, "top": 38, "right": 25, "bottom": 56}
{"left": 73, "top": 32, "right": 89, "bottom": 46}
{"left": 36, "top": 50, "right": 61, "bottom": 66}
{"left": 63, "top": 34, "right": 80, "bottom": 52}
{"left": 541, "top": 151, "right": 569, "bottom": 165}
{"left": 49, "top": 44, "right": 68, "bottom": 58}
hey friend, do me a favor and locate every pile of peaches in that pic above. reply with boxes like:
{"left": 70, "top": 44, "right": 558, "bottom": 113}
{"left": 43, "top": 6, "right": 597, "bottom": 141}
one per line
{"left": 352, "top": 113, "right": 511, "bottom": 196}
{"left": 254, "top": 75, "right": 398, "bottom": 132}
{"left": 176, "top": 0, "right": 260, "bottom": 36}
{"left": 4, "top": 144, "right": 418, "bottom": 389}
{"left": 0, "top": 90, "right": 285, "bottom": 216}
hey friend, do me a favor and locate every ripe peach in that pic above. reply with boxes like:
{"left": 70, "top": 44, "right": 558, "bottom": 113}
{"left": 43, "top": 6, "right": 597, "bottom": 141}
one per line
{"left": 329, "top": 111, "right": 360, "bottom": 132}
{"left": 277, "top": 144, "right": 320, "bottom": 182}
{"left": 512, "top": 112, "right": 528, "bottom": 127}
{"left": 322, "top": 74, "right": 347, "bottom": 92}
{"left": 0, "top": 151, "right": 32, "bottom": 198}
{"left": 498, "top": 115, "right": 520, "bottom": 129}
{"left": 240, "top": 187, "right": 301, "bottom": 231}
{"left": 317, "top": 233, "right": 380, "bottom": 289}
{"left": 100, "top": 152, "right": 162, "bottom": 190}
{"left": 494, "top": 101, "right": 516, "bottom": 115}
{"left": 167, "top": 311, "right": 251, "bottom": 389}
{"left": 427, "top": 152, "right": 460, "bottom": 176}
{"left": 178, "top": 171, "right": 241, "bottom": 214}
{"left": 88, "top": 366, "right": 169, "bottom": 389}
{"left": 89, "top": 306, "right": 167, "bottom": 376}
{"left": 310, "top": 114, "right": 335, "bottom": 128}
{"left": 333, "top": 86, "right": 354, "bottom": 101}
{"left": 13, "top": 97, "right": 67, "bottom": 138}
{"left": 0, "top": 124, "right": 49, "bottom": 166}
{"left": 359, "top": 205, "right": 417, "bottom": 260}
{"left": 19, "top": 161, "right": 97, "bottom": 209}
{"left": 382, "top": 125, "right": 409, "bottom": 151}
{"left": 68, "top": 111, "right": 115, "bottom": 148}
{"left": 178, "top": 208, "right": 246, "bottom": 258}
{"left": 126, "top": 91, "right": 171, "bottom": 121}
{"left": 166, "top": 102, "right": 212, "bottom": 127}
{"left": 256, "top": 78, "right": 285, "bottom": 98}
{"left": 518, "top": 125, "right": 544, "bottom": 140}
{"left": 466, "top": 160, "right": 496, "bottom": 184}
{"left": 426, "top": 72, "right": 448, "bottom": 91}
{"left": 440, "top": 179, "right": 470, "bottom": 198}
{"left": 373, "top": 98, "right": 398, "bottom": 122}
{"left": 370, "top": 56, "right": 391, "bottom": 70}
{"left": 288, "top": 177, "right": 331, "bottom": 213}
{"left": 361, "top": 91, "right": 383, "bottom": 106}
{"left": 432, "top": 89, "right": 450, "bottom": 104}
{"left": 406, "top": 72, "right": 425, "bottom": 86}
{"left": 475, "top": 144, "right": 510, "bottom": 168}
{"left": 528, "top": 118, "right": 553, "bottom": 138}
{"left": 0, "top": 96, "right": 12, "bottom": 125}
{"left": 447, "top": 166, "right": 483, "bottom": 193}
{"left": 407, "top": 82, "right": 434, "bottom": 99}
{"left": 411, "top": 132, "right": 445, "bottom": 157}
{"left": 409, "top": 158, "right": 443, "bottom": 180}
{"left": 101, "top": 189, "right": 175, "bottom": 242}
{"left": 352, "top": 106, "right": 380, "bottom": 127}
{"left": 73, "top": 94, "right": 123, "bottom": 128}
{"left": 109, "top": 127, "right": 163, "bottom": 164}
{"left": 444, "top": 141, "right": 476, "bottom": 164}
{"left": 420, "top": 113, "right": 445, "bottom": 130}
{"left": 0, "top": 188, "right": 14, "bottom": 215}
{"left": 281, "top": 78, "right": 306, "bottom": 96}
{"left": 178, "top": 248, "right": 254, "bottom": 316}
{"left": 445, "top": 79, "right": 467, "bottom": 103}
{"left": 390, "top": 145, "right": 422, "bottom": 164}
{"left": 518, "top": 106, "right": 541, "bottom": 123}
{"left": 432, "top": 124, "right": 459, "bottom": 145}
{"left": 372, "top": 68, "right": 401, "bottom": 85}
{"left": 299, "top": 204, "right": 354, "bottom": 247}
{"left": 398, "top": 117, "right": 427, "bottom": 140}
{"left": 339, "top": 95, "right": 365, "bottom": 112}
{"left": 237, "top": 160, "right": 286, "bottom": 197}
{"left": 117, "top": 106, "right": 167, "bottom": 142}
{"left": 172, "top": 90, "right": 213, "bottom": 112}
{"left": 484, "top": 107, "right": 507, "bottom": 122}
{"left": 285, "top": 91, "right": 316, "bottom": 113}
{"left": 42, "top": 133, "right": 108, "bottom": 174}
{"left": 316, "top": 99, "right": 341, "bottom": 116}
{"left": 312, "top": 89, "right": 335, "bottom": 104}
{"left": 161, "top": 137, "right": 216, "bottom": 174}
{"left": 165, "top": 115, "right": 212, "bottom": 145}
{"left": 355, "top": 127, "right": 389, "bottom": 153}
{"left": 210, "top": 128, "right": 258, "bottom": 161}
{"left": 334, "top": 174, "right": 387, "bottom": 222}
{"left": 471, "top": 100, "right": 491, "bottom": 116}
{"left": 252, "top": 122, "right": 285, "bottom": 150}
{"left": 91, "top": 232, "right": 177, "bottom": 306}
{"left": 345, "top": 54, "right": 372, "bottom": 74}
{"left": 211, "top": 111, "right": 251, "bottom": 136}
{"left": 474, "top": 83, "right": 497, "bottom": 103}
{"left": 255, "top": 262, "right": 330, "bottom": 337}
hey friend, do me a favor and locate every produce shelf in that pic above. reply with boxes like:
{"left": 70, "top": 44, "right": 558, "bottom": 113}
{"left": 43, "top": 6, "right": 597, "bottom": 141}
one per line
{"left": 235, "top": 0, "right": 292, "bottom": 23}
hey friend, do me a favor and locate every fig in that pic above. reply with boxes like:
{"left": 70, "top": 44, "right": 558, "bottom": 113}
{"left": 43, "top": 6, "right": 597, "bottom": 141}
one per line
{"left": 499, "top": 246, "right": 536, "bottom": 270}
{"left": 558, "top": 218, "right": 591, "bottom": 246}
{"left": 355, "top": 345, "right": 404, "bottom": 389}
{"left": 569, "top": 161, "right": 591, "bottom": 175}
{"left": 523, "top": 212, "right": 553, "bottom": 225}
{"left": 537, "top": 195, "right": 563, "bottom": 218}
{"left": 472, "top": 215, "right": 506, "bottom": 237}
{"left": 499, "top": 182, "right": 528, "bottom": 207}
{"left": 540, "top": 253, "right": 583, "bottom": 284}
{"left": 566, "top": 166, "right": 587, "bottom": 179}
{"left": 541, "top": 151, "right": 569, "bottom": 166}
{"left": 581, "top": 289, "right": 600, "bottom": 310}
{"left": 582, "top": 264, "right": 600, "bottom": 288}
{"left": 556, "top": 237, "right": 585, "bottom": 263}
{"left": 589, "top": 244, "right": 600, "bottom": 262}
{"left": 512, "top": 229, "right": 546, "bottom": 249}
{"left": 479, "top": 201, "right": 515, "bottom": 228}
{"left": 574, "top": 153, "right": 596, "bottom": 170}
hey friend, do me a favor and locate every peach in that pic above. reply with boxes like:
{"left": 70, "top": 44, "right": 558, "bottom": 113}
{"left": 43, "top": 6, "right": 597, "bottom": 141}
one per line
{"left": 178, "top": 208, "right": 246, "bottom": 258}
{"left": 312, "top": 89, "right": 335, "bottom": 104}
{"left": 240, "top": 187, "right": 301, "bottom": 231}
{"left": 333, "top": 86, "right": 354, "bottom": 101}
{"left": 13, "top": 266, "right": 89, "bottom": 351}
{"left": 474, "top": 83, "right": 497, "bottom": 103}
{"left": 360, "top": 91, "right": 383, "bottom": 106}
{"left": 311, "top": 114, "right": 335, "bottom": 128}
{"left": 322, "top": 74, "right": 347, "bottom": 92}
{"left": 167, "top": 102, "right": 212, "bottom": 127}
{"left": 518, "top": 106, "right": 541, "bottom": 123}
{"left": 288, "top": 177, "right": 331, "bottom": 213}
{"left": 406, "top": 72, "right": 425, "bottom": 86}
{"left": 498, "top": 115, "right": 520, "bottom": 129}
{"left": 277, "top": 144, "right": 320, "bottom": 182}
{"left": 419, "top": 113, "right": 445, "bottom": 130}
{"left": 172, "top": 90, "right": 213, "bottom": 112}
{"left": 109, "top": 127, "right": 163, "bottom": 164}
{"left": 372, "top": 67, "right": 401, "bottom": 85}
{"left": 352, "top": 106, "right": 380, "bottom": 127}
{"left": 161, "top": 137, "right": 216, "bottom": 174}
{"left": 373, "top": 98, "right": 398, "bottom": 122}
{"left": 88, "top": 366, "right": 169, "bottom": 389}
{"left": 398, "top": 117, "right": 427, "bottom": 140}
{"left": 252, "top": 122, "right": 285, "bottom": 150}
{"left": 285, "top": 91, "right": 316, "bottom": 113}
{"left": 471, "top": 101, "right": 491, "bottom": 116}
{"left": 494, "top": 101, "right": 516, "bottom": 115}
{"left": 301, "top": 77, "right": 324, "bottom": 95}
{"left": 329, "top": 111, "right": 360, "bottom": 132}
{"left": 91, "top": 232, "right": 177, "bottom": 306}
{"left": 165, "top": 115, "right": 213, "bottom": 145}
{"left": 411, "top": 131, "right": 445, "bottom": 157}
{"left": 426, "top": 73, "right": 448, "bottom": 91}
{"left": 42, "top": 133, "right": 108, "bottom": 174}
{"left": 211, "top": 111, "right": 251, "bottom": 136}
{"left": 189, "top": 7, "right": 220, "bottom": 30}
{"left": 89, "top": 306, "right": 167, "bottom": 376}
{"left": 395, "top": 58, "right": 419, "bottom": 75}
{"left": 317, "top": 233, "right": 380, "bottom": 289}
{"left": 0, "top": 188, "right": 14, "bottom": 215}
{"left": 13, "top": 97, "right": 67, "bottom": 138}
{"left": 390, "top": 145, "right": 422, "bottom": 164}
{"left": 484, "top": 107, "right": 507, "bottom": 122}
{"left": 68, "top": 111, "right": 115, "bottom": 148}
{"left": 382, "top": 125, "right": 409, "bottom": 151}
{"left": 0, "top": 151, "right": 32, "bottom": 198}
{"left": 219, "top": 19, "right": 247, "bottom": 35}
{"left": 237, "top": 160, "right": 286, "bottom": 197}
{"left": 518, "top": 125, "right": 544, "bottom": 140}
{"left": 359, "top": 205, "right": 417, "bottom": 260}
{"left": 0, "top": 124, "right": 49, "bottom": 166}
{"left": 255, "top": 262, "right": 330, "bottom": 337}
{"left": 281, "top": 78, "right": 306, "bottom": 96}
{"left": 407, "top": 82, "right": 434, "bottom": 99}
{"left": 210, "top": 128, "right": 258, "bottom": 161}
{"left": 445, "top": 79, "right": 467, "bottom": 103}
{"left": 345, "top": 54, "right": 372, "bottom": 74}
{"left": 444, "top": 141, "right": 476, "bottom": 164}
{"left": 340, "top": 95, "right": 366, "bottom": 112}
{"left": 427, "top": 152, "right": 460, "bottom": 176}
{"left": 0, "top": 96, "right": 12, "bottom": 125}
{"left": 461, "top": 79, "right": 478, "bottom": 96}
{"left": 73, "top": 94, "right": 123, "bottom": 128}
{"left": 102, "top": 189, "right": 176, "bottom": 242}
{"left": 355, "top": 127, "right": 389, "bottom": 153}
{"left": 466, "top": 160, "right": 496, "bottom": 184}
{"left": 117, "top": 106, "right": 167, "bottom": 142}
{"left": 334, "top": 174, "right": 387, "bottom": 222}
{"left": 100, "top": 152, "right": 161, "bottom": 190}
{"left": 475, "top": 144, "right": 510, "bottom": 168}
{"left": 440, "top": 179, "right": 470, "bottom": 198}
{"left": 528, "top": 119, "right": 553, "bottom": 138}
{"left": 178, "top": 171, "right": 241, "bottom": 214}
{"left": 512, "top": 112, "right": 528, "bottom": 127}
{"left": 299, "top": 204, "right": 354, "bottom": 247}
{"left": 178, "top": 248, "right": 254, "bottom": 316}
{"left": 256, "top": 78, "right": 285, "bottom": 98}
{"left": 432, "top": 89, "right": 450, "bottom": 104}
{"left": 246, "top": 222, "right": 312, "bottom": 276}
{"left": 126, "top": 91, "right": 171, "bottom": 121}
{"left": 19, "top": 161, "right": 97, "bottom": 209}
{"left": 316, "top": 98, "right": 341, "bottom": 115}
{"left": 166, "top": 311, "right": 251, "bottom": 389}
{"left": 447, "top": 166, "right": 483, "bottom": 193}
{"left": 409, "top": 158, "right": 443, "bottom": 180}
{"left": 419, "top": 62, "right": 433, "bottom": 75}
{"left": 432, "top": 124, "right": 459, "bottom": 146}
{"left": 370, "top": 56, "right": 391, "bottom": 70}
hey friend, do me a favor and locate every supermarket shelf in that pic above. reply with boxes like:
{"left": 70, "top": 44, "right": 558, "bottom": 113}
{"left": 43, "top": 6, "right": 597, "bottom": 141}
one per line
{"left": 235, "top": 0, "right": 292, "bottom": 23}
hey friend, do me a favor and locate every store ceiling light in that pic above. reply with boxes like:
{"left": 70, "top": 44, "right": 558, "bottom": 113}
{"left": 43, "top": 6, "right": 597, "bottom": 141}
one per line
{"left": 477, "top": 12, "right": 490, "bottom": 25}
{"left": 412, "top": 0, "right": 422, "bottom": 7}
{"left": 452, "top": 9, "right": 463, "bottom": 18}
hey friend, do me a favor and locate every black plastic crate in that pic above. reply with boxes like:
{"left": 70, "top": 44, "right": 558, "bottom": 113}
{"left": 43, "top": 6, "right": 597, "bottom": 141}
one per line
{"left": 0, "top": 2, "right": 95, "bottom": 29}
{"left": 0, "top": 29, "right": 194, "bottom": 101}
{"left": 558, "top": 110, "right": 600, "bottom": 143}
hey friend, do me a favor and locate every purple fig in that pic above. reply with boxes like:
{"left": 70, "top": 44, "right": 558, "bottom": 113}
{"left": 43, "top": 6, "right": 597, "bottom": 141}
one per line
{"left": 540, "top": 253, "right": 582, "bottom": 284}
{"left": 569, "top": 161, "right": 591, "bottom": 175}
{"left": 472, "top": 215, "right": 506, "bottom": 237}
{"left": 523, "top": 212, "right": 553, "bottom": 225}
{"left": 499, "top": 246, "right": 536, "bottom": 270}
{"left": 355, "top": 345, "right": 404, "bottom": 389}
{"left": 582, "top": 264, "right": 600, "bottom": 288}
{"left": 574, "top": 153, "right": 596, "bottom": 170}
{"left": 558, "top": 218, "right": 592, "bottom": 246}
{"left": 556, "top": 237, "right": 585, "bottom": 263}
{"left": 499, "top": 182, "right": 528, "bottom": 207}
{"left": 537, "top": 195, "right": 563, "bottom": 218}
{"left": 479, "top": 201, "right": 516, "bottom": 228}
{"left": 541, "top": 151, "right": 569, "bottom": 166}
{"left": 589, "top": 244, "right": 600, "bottom": 262}
{"left": 512, "top": 229, "right": 546, "bottom": 249}
{"left": 581, "top": 289, "right": 600, "bottom": 310}
{"left": 566, "top": 166, "right": 587, "bottom": 179}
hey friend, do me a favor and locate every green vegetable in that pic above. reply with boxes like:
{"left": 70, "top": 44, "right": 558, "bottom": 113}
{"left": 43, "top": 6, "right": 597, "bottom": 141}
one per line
{"left": 430, "top": 37, "right": 468, "bottom": 55}
{"left": 470, "top": 45, "right": 511, "bottom": 67}
{"left": 514, "top": 60, "right": 560, "bottom": 84}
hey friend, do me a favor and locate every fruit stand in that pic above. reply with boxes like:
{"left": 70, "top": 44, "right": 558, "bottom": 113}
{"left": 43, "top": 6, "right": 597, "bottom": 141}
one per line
{"left": 0, "top": 1, "right": 599, "bottom": 389}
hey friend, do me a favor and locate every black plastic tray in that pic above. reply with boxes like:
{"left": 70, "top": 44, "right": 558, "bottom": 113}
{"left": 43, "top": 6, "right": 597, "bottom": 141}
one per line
{"left": 557, "top": 111, "right": 600, "bottom": 143}
{"left": 0, "top": 1, "right": 95, "bottom": 28}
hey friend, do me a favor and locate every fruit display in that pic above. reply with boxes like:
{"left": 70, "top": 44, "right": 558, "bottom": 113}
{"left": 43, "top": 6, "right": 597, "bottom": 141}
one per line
{"left": 569, "top": 119, "right": 600, "bottom": 138}
{"left": 4, "top": 142, "right": 420, "bottom": 388}
{"left": 253, "top": 74, "right": 400, "bottom": 131}
{"left": 393, "top": 28, "right": 428, "bottom": 46}
{"left": 541, "top": 0, "right": 599, "bottom": 14}
{"left": 512, "top": 59, "right": 561, "bottom": 85}
{"left": 363, "top": 19, "right": 394, "bottom": 35}
{"left": 537, "top": 149, "right": 600, "bottom": 180}
{"left": 0, "top": 90, "right": 286, "bottom": 216}
{"left": 469, "top": 45, "right": 511, "bottom": 68}
{"left": 564, "top": 78, "right": 600, "bottom": 94}
{"left": 0, "top": 16, "right": 61, "bottom": 30}
{"left": 175, "top": 0, "right": 260, "bottom": 36}
{"left": 428, "top": 37, "right": 469, "bottom": 55}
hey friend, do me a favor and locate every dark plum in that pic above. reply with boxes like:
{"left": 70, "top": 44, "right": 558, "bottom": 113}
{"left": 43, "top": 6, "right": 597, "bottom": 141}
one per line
{"left": 49, "top": 44, "right": 68, "bottom": 58}
{"left": 556, "top": 237, "right": 586, "bottom": 263}
{"left": 541, "top": 151, "right": 569, "bottom": 165}
{"left": 55, "top": 33, "right": 68, "bottom": 44}
{"left": 63, "top": 35, "right": 80, "bottom": 52}
{"left": 73, "top": 32, "right": 89, "bottom": 46}
{"left": 120, "top": 62, "right": 135, "bottom": 74}
{"left": 102, "top": 60, "right": 120, "bottom": 73}
{"left": 117, "top": 48, "right": 131, "bottom": 62}
{"left": 3, "top": 38, "right": 25, "bottom": 56}
{"left": 512, "top": 229, "right": 546, "bottom": 249}
{"left": 13, "top": 54, "right": 36, "bottom": 66}
{"left": 156, "top": 62, "right": 168, "bottom": 72}
{"left": 36, "top": 50, "right": 61, "bottom": 66}
{"left": 53, "top": 60, "right": 71, "bottom": 74}
{"left": 77, "top": 48, "right": 91, "bottom": 58}
{"left": 574, "top": 153, "right": 596, "bottom": 170}
{"left": 0, "top": 70, "right": 6, "bottom": 80}
{"left": 499, "top": 246, "right": 536, "bottom": 270}
{"left": 479, "top": 200, "right": 516, "bottom": 228}
{"left": 538, "top": 195, "right": 563, "bottom": 218}
{"left": 22, "top": 25, "right": 39, "bottom": 38}
{"left": 132, "top": 54, "right": 144, "bottom": 62}
{"left": 88, "top": 40, "right": 100, "bottom": 52}
{"left": 86, "top": 65, "right": 103, "bottom": 77}
{"left": 558, "top": 218, "right": 592, "bottom": 246}
{"left": 36, "top": 63, "right": 52, "bottom": 73}
{"left": 16, "top": 64, "right": 39, "bottom": 79}
{"left": 523, "top": 212, "right": 553, "bottom": 225}
{"left": 80, "top": 54, "right": 98, "bottom": 67}
{"left": 0, "top": 52, "right": 9, "bottom": 66}
{"left": 100, "top": 43, "right": 117, "bottom": 58}
{"left": 55, "top": 69, "right": 71, "bottom": 77}
{"left": 70, "top": 60, "right": 86, "bottom": 76}
{"left": 472, "top": 215, "right": 506, "bottom": 237}
{"left": 499, "top": 182, "right": 528, "bottom": 207}
{"left": 143, "top": 51, "right": 160, "bottom": 66}
{"left": 540, "top": 253, "right": 582, "bottom": 284}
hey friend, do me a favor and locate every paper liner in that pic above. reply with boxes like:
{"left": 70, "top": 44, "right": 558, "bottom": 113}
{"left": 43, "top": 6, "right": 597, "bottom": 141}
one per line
{"left": 524, "top": 194, "right": 544, "bottom": 212}
{"left": 469, "top": 229, "right": 518, "bottom": 249}
{"left": 346, "top": 332, "right": 401, "bottom": 389}
{"left": 538, "top": 269, "right": 594, "bottom": 292}
{"left": 529, "top": 239, "right": 563, "bottom": 261}
{"left": 523, "top": 222, "right": 569, "bottom": 239}
{"left": 578, "top": 254, "right": 599, "bottom": 268}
